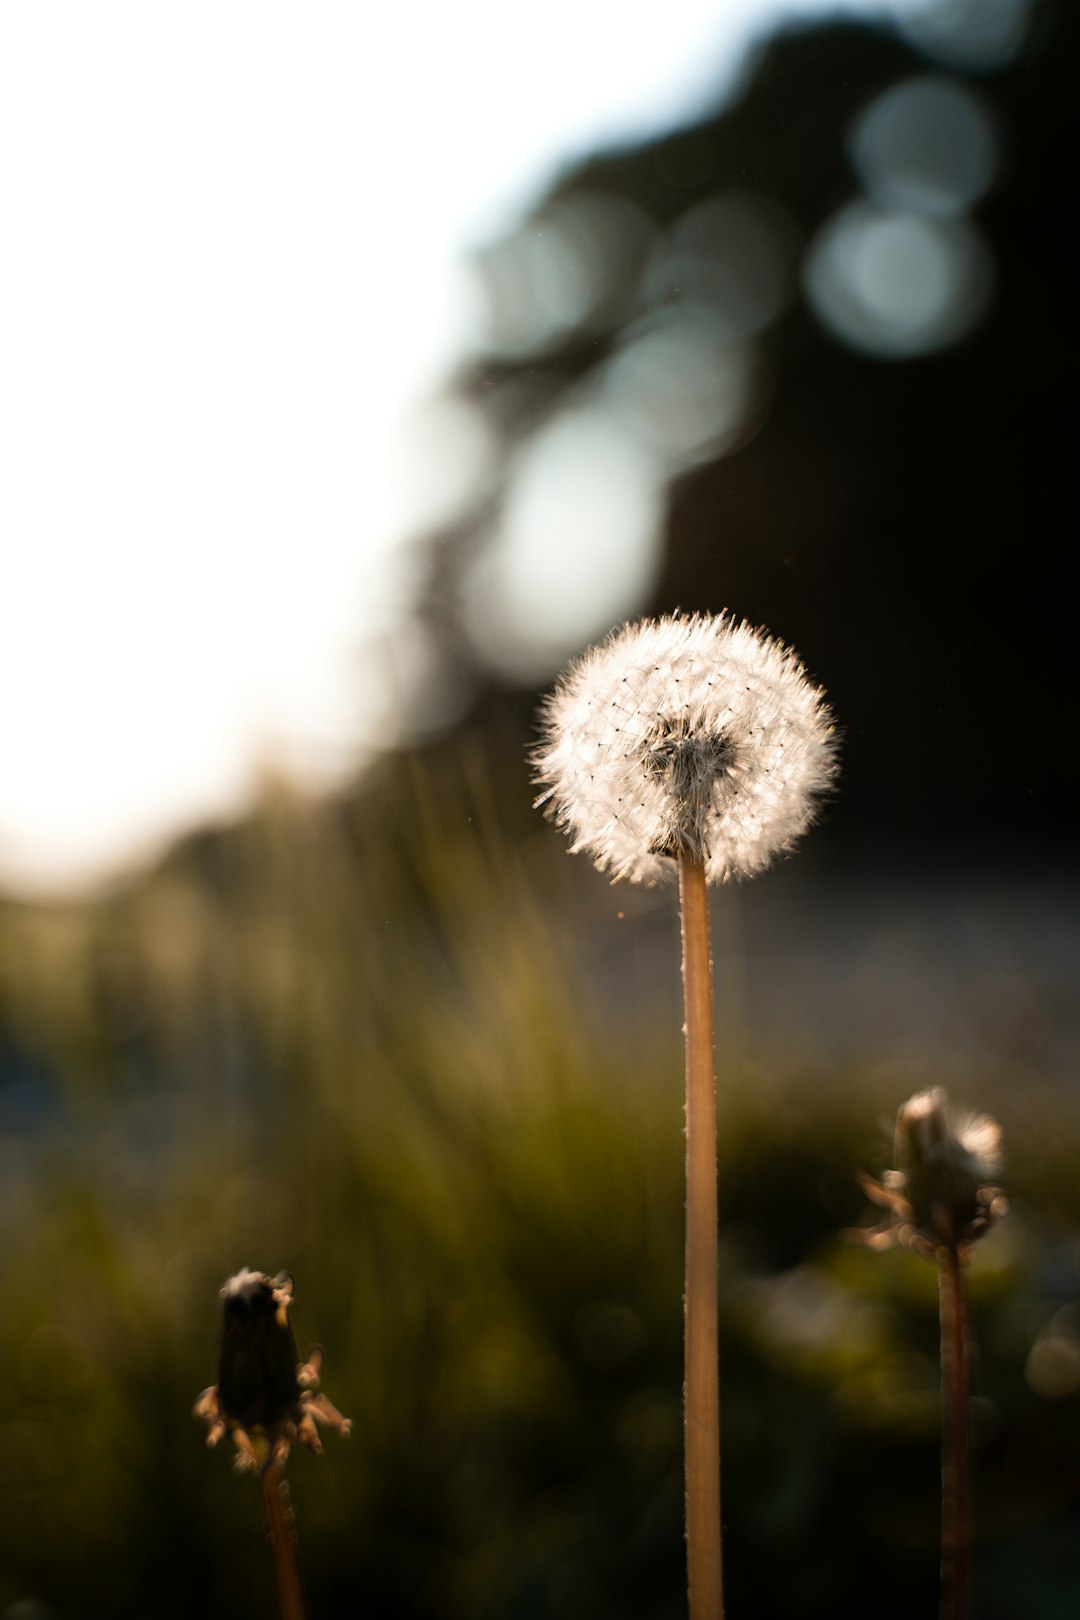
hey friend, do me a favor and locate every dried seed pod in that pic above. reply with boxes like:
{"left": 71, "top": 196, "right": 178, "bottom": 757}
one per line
{"left": 857, "top": 1089, "right": 1007, "bottom": 1257}
{"left": 194, "top": 1268, "right": 351, "bottom": 1472}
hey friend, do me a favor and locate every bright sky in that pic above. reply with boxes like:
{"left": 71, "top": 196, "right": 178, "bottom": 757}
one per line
{"left": 0, "top": 0, "right": 984, "bottom": 896}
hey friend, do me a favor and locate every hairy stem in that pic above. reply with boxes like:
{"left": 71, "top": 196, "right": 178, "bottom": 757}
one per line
{"left": 938, "top": 1243, "right": 971, "bottom": 1620}
{"left": 679, "top": 848, "right": 724, "bottom": 1620}
{"left": 261, "top": 1460, "right": 308, "bottom": 1620}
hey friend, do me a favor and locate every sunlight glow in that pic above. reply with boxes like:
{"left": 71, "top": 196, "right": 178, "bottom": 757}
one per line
{"left": 0, "top": 0, "right": 1005, "bottom": 893}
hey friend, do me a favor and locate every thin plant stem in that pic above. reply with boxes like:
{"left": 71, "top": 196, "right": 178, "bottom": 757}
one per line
{"left": 678, "top": 848, "right": 724, "bottom": 1620}
{"left": 261, "top": 1460, "right": 308, "bottom": 1620}
{"left": 938, "top": 1242, "right": 971, "bottom": 1620}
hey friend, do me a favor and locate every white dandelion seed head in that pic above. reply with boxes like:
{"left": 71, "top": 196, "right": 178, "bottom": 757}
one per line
{"left": 533, "top": 611, "right": 838, "bottom": 885}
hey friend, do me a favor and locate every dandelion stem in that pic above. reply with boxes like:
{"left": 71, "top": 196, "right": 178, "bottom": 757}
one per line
{"left": 678, "top": 848, "right": 724, "bottom": 1620}
{"left": 938, "top": 1242, "right": 971, "bottom": 1620}
{"left": 261, "top": 1460, "right": 308, "bottom": 1620}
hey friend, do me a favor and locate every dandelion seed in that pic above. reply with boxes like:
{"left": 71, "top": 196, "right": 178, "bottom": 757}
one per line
{"left": 533, "top": 612, "right": 837, "bottom": 884}
{"left": 532, "top": 610, "right": 837, "bottom": 1620}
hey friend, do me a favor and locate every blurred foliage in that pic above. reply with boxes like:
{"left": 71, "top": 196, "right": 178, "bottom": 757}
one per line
{"left": 2, "top": 747, "right": 1080, "bottom": 1618}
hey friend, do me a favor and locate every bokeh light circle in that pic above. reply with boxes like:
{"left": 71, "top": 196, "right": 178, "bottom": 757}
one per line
{"left": 803, "top": 200, "right": 993, "bottom": 359}
{"left": 851, "top": 75, "right": 998, "bottom": 217}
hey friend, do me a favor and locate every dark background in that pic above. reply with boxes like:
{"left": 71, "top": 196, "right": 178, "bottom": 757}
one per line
{"left": 409, "top": 0, "right": 1075, "bottom": 862}
{"left": 2, "top": 3, "right": 1078, "bottom": 1616}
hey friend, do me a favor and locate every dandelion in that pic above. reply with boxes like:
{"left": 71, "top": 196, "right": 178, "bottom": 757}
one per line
{"left": 534, "top": 612, "right": 837, "bottom": 886}
{"left": 534, "top": 611, "right": 837, "bottom": 1620}
{"left": 856, "top": 1090, "right": 1007, "bottom": 1620}
{"left": 194, "top": 1269, "right": 351, "bottom": 1620}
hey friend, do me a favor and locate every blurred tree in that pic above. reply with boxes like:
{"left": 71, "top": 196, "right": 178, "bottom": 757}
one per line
{"left": 407, "top": 2, "right": 1075, "bottom": 859}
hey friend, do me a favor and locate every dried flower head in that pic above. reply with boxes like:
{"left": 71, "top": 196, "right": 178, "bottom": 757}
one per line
{"left": 194, "top": 1268, "right": 351, "bottom": 1473}
{"left": 533, "top": 612, "right": 837, "bottom": 884}
{"left": 857, "top": 1088, "right": 1007, "bottom": 1257}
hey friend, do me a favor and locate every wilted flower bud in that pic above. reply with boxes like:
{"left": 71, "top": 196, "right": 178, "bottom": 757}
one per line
{"left": 533, "top": 612, "right": 837, "bottom": 885}
{"left": 194, "top": 1268, "right": 351, "bottom": 1473}
{"left": 858, "top": 1089, "right": 1006, "bottom": 1256}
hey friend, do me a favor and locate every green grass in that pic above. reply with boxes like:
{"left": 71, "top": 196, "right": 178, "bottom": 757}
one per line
{"left": 1, "top": 743, "right": 1078, "bottom": 1617}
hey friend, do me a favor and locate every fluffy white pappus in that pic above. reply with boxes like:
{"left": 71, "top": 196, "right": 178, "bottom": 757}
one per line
{"left": 957, "top": 1114, "right": 1003, "bottom": 1180}
{"left": 533, "top": 612, "right": 838, "bottom": 885}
